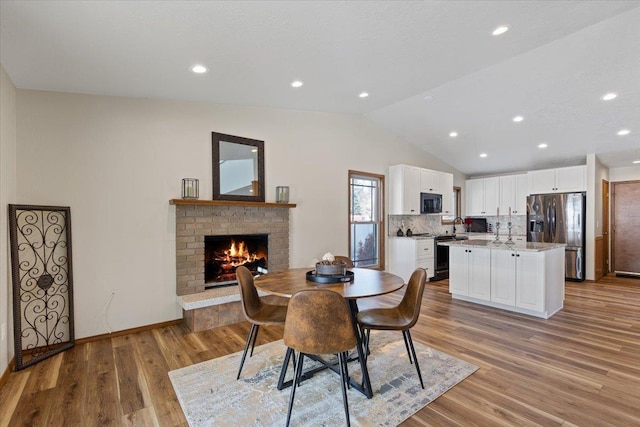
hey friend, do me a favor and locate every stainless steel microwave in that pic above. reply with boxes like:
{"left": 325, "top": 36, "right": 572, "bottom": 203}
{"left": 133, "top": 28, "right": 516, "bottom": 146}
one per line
{"left": 420, "top": 192, "right": 442, "bottom": 214}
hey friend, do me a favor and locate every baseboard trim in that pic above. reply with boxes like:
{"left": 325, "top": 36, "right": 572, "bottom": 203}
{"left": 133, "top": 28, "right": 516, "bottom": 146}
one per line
{"left": 75, "top": 319, "right": 183, "bottom": 344}
{"left": 0, "top": 357, "right": 16, "bottom": 389}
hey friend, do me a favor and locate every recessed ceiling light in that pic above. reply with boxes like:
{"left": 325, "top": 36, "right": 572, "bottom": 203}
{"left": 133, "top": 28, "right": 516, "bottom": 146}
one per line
{"left": 191, "top": 64, "right": 207, "bottom": 74}
{"left": 359, "top": 92, "right": 369, "bottom": 98}
{"left": 617, "top": 129, "right": 631, "bottom": 136}
{"left": 538, "top": 143, "right": 548, "bottom": 148}
{"left": 291, "top": 80, "right": 303, "bottom": 88}
{"left": 633, "top": 160, "right": 640, "bottom": 164}
{"left": 423, "top": 95, "right": 434, "bottom": 102}
{"left": 492, "top": 25, "right": 510, "bottom": 36}
{"left": 601, "top": 92, "right": 618, "bottom": 101}
{"left": 480, "top": 153, "right": 488, "bottom": 158}
{"left": 449, "top": 132, "right": 458, "bottom": 138}
{"left": 513, "top": 115, "right": 524, "bottom": 123}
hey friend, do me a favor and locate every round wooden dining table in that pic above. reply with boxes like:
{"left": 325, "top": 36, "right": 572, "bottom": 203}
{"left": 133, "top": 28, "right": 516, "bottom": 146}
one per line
{"left": 254, "top": 267, "right": 405, "bottom": 399}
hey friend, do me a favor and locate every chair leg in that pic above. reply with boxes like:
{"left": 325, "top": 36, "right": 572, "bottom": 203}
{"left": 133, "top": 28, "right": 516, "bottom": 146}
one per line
{"left": 337, "top": 352, "right": 351, "bottom": 427}
{"left": 277, "top": 347, "right": 294, "bottom": 390}
{"left": 249, "top": 324, "right": 260, "bottom": 356}
{"left": 405, "top": 330, "right": 424, "bottom": 389}
{"left": 363, "top": 329, "right": 371, "bottom": 361}
{"left": 286, "top": 352, "right": 305, "bottom": 427}
{"left": 341, "top": 351, "right": 351, "bottom": 389}
{"left": 402, "top": 330, "right": 413, "bottom": 364}
{"left": 237, "top": 323, "right": 257, "bottom": 380}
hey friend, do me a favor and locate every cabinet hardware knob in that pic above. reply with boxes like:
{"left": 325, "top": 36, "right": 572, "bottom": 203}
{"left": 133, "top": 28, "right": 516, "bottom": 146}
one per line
{"left": 511, "top": 254, "right": 515, "bottom": 256}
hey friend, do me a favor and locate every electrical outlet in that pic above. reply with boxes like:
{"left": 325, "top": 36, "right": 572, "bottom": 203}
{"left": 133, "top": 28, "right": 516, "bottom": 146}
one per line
{"left": 1, "top": 323, "right": 6, "bottom": 342}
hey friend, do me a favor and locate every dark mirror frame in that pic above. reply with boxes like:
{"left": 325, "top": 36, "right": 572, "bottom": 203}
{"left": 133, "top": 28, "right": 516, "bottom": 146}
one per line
{"left": 212, "top": 132, "right": 265, "bottom": 202}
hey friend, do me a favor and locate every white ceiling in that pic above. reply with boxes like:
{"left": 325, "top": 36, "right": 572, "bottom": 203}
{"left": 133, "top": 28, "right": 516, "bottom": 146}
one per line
{"left": 1, "top": 1, "right": 639, "bottom": 176}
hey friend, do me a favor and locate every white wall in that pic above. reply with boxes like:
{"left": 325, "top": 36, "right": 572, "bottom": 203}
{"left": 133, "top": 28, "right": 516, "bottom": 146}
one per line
{"left": 16, "top": 89, "right": 463, "bottom": 339}
{"left": 609, "top": 165, "right": 640, "bottom": 182}
{"left": 586, "top": 154, "right": 609, "bottom": 281}
{"left": 1, "top": 65, "right": 18, "bottom": 373}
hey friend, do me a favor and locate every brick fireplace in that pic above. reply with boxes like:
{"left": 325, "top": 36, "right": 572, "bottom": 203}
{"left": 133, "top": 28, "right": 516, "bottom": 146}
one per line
{"left": 175, "top": 201, "right": 291, "bottom": 295}
{"left": 171, "top": 199, "right": 294, "bottom": 331}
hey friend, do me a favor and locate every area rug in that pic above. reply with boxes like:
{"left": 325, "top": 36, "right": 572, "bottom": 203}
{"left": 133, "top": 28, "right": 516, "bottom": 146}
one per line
{"left": 169, "top": 330, "right": 478, "bottom": 426}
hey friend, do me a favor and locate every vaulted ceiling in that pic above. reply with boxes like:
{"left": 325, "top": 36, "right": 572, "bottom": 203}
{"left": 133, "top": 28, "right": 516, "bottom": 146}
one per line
{"left": 2, "top": 1, "right": 639, "bottom": 175}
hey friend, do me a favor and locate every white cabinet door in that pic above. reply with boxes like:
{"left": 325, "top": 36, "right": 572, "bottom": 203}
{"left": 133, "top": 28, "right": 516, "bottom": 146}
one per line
{"left": 515, "top": 251, "right": 544, "bottom": 311}
{"left": 491, "top": 250, "right": 516, "bottom": 305}
{"left": 440, "top": 172, "right": 454, "bottom": 215}
{"left": 467, "top": 247, "right": 492, "bottom": 301}
{"left": 514, "top": 174, "right": 528, "bottom": 215}
{"left": 499, "top": 175, "right": 516, "bottom": 214}
{"left": 528, "top": 169, "right": 556, "bottom": 194}
{"left": 389, "top": 165, "right": 420, "bottom": 215}
{"left": 528, "top": 166, "right": 586, "bottom": 194}
{"left": 500, "top": 174, "right": 528, "bottom": 216}
{"left": 555, "top": 165, "right": 586, "bottom": 192}
{"left": 483, "top": 177, "right": 500, "bottom": 216}
{"left": 420, "top": 169, "right": 440, "bottom": 193}
{"left": 466, "top": 177, "right": 499, "bottom": 216}
{"left": 388, "top": 238, "right": 414, "bottom": 281}
{"left": 403, "top": 166, "right": 420, "bottom": 215}
{"left": 466, "top": 179, "right": 485, "bottom": 216}
{"left": 449, "top": 246, "right": 469, "bottom": 295}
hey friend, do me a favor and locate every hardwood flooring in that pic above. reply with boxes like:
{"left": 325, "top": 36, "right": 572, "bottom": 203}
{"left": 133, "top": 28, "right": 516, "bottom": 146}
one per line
{"left": 1, "top": 274, "right": 639, "bottom": 426}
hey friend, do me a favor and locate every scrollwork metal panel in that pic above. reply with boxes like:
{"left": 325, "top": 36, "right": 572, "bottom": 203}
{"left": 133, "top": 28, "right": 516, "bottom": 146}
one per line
{"left": 9, "top": 205, "right": 75, "bottom": 370}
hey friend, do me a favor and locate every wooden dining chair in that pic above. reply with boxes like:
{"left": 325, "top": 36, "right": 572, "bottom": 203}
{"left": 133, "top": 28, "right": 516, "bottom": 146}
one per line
{"left": 283, "top": 289, "right": 357, "bottom": 427}
{"left": 235, "top": 266, "right": 288, "bottom": 380}
{"left": 334, "top": 255, "right": 355, "bottom": 268}
{"left": 356, "top": 268, "right": 427, "bottom": 389}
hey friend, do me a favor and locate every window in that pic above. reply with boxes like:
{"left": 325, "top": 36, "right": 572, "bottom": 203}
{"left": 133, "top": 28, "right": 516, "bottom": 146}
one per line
{"left": 349, "top": 171, "right": 384, "bottom": 269}
{"left": 442, "top": 186, "right": 462, "bottom": 224}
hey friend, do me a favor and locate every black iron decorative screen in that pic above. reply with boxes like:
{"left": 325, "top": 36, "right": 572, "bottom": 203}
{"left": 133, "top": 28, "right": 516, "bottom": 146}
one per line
{"left": 9, "top": 205, "right": 75, "bottom": 370}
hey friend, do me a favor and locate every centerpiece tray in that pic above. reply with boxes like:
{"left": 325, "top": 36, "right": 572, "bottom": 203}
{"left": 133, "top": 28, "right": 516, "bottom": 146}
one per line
{"left": 306, "top": 270, "right": 354, "bottom": 283}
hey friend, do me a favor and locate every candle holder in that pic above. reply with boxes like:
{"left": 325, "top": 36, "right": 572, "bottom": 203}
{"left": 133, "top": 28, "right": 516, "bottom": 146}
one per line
{"left": 182, "top": 178, "right": 199, "bottom": 199}
{"left": 275, "top": 186, "right": 290, "bottom": 203}
{"left": 505, "top": 221, "right": 515, "bottom": 245}
{"left": 493, "top": 221, "right": 503, "bottom": 244}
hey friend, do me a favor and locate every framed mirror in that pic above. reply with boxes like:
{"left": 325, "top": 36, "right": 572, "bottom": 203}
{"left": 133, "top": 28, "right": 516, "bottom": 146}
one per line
{"left": 212, "top": 132, "right": 265, "bottom": 202}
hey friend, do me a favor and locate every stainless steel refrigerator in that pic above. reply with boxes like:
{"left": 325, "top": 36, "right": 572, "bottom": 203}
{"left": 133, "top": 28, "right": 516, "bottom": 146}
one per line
{"left": 527, "top": 192, "right": 586, "bottom": 281}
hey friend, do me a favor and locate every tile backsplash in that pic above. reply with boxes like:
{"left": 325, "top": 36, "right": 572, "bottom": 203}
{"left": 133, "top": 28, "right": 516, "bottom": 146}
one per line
{"left": 389, "top": 215, "right": 526, "bottom": 236}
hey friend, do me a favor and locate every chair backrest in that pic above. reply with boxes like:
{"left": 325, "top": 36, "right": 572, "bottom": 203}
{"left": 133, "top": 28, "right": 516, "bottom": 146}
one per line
{"left": 284, "top": 289, "right": 356, "bottom": 354}
{"left": 334, "top": 256, "right": 355, "bottom": 268}
{"left": 236, "top": 266, "right": 263, "bottom": 321}
{"left": 398, "top": 268, "right": 427, "bottom": 329}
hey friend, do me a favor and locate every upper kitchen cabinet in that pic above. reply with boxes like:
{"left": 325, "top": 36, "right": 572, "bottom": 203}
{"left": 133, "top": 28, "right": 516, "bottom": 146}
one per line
{"left": 389, "top": 164, "right": 420, "bottom": 215}
{"left": 466, "top": 177, "right": 500, "bottom": 216}
{"left": 528, "top": 165, "right": 586, "bottom": 194}
{"left": 421, "top": 169, "right": 454, "bottom": 214}
{"left": 499, "top": 174, "right": 528, "bottom": 215}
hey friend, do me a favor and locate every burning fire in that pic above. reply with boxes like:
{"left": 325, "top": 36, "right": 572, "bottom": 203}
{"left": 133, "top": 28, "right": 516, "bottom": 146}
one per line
{"left": 221, "top": 240, "right": 261, "bottom": 268}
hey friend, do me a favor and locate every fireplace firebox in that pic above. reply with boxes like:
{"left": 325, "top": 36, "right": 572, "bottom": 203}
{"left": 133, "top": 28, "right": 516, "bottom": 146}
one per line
{"left": 204, "top": 234, "right": 268, "bottom": 287}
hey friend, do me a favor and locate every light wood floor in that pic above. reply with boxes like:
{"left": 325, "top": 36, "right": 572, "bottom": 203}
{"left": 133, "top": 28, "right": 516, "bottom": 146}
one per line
{"left": 1, "top": 274, "right": 639, "bottom": 426}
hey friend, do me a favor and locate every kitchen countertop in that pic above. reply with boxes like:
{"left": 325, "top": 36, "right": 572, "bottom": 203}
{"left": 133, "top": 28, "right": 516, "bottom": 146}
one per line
{"left": 439, "top": 239, "right": 566, "bottom": 252}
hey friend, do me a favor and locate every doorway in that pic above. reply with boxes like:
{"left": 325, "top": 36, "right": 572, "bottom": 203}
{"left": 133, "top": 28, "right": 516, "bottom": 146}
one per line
{"left": 611, "top": 180, "right": 640, "bottom": 277}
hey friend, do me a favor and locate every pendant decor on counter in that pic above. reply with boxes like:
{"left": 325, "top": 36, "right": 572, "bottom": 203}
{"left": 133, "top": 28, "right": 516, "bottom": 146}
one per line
{"left": 9, "top": 204, "right": 75, "bottom": 370}
{"left": 397, "top": 228, "right": 404, "bottom": 236}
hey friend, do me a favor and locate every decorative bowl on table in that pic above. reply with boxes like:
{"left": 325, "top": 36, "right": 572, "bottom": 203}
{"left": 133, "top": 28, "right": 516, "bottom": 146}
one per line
{"left": 315, "top": 260, "right": 347, "bottom": 276}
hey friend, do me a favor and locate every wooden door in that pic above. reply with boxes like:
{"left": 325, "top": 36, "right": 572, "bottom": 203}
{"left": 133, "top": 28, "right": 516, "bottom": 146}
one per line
{"left": 602, "top": 180, "right": 610, "bottom": 275}
{"left": 612, "top": 181, "right": 640, "bottom": 276}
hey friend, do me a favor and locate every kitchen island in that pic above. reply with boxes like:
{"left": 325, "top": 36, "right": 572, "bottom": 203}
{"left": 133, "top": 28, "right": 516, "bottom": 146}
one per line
{"left": 439, "top": 239, "right": 566, "bottom": 319}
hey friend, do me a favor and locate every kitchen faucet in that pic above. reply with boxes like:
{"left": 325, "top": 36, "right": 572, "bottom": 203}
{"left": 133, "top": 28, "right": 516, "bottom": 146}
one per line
{"left": 452, "top": 217, "right": 464, "bottom": 234}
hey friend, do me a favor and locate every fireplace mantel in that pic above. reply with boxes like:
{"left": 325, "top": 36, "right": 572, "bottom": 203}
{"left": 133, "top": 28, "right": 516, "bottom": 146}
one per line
{"left": 170, "top": 199, "right": 296, "bottom": 208}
